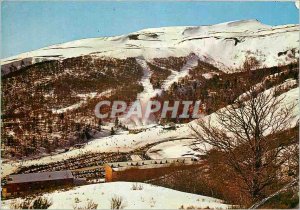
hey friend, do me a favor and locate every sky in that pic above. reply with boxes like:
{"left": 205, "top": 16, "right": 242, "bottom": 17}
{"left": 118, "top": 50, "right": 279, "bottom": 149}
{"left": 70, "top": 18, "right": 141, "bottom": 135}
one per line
{"left": 1, "top": 1, "right": 299, "bottom": 59}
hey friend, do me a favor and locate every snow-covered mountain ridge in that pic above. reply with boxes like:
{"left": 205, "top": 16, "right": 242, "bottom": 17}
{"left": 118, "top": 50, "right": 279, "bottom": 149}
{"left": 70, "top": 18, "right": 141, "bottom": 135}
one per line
{"left": 2, "top": 20, "right": 299, "bottom": 73}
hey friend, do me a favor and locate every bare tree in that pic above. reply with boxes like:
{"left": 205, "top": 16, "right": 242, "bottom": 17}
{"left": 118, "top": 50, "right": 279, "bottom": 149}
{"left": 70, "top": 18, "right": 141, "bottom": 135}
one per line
{"left": 190, "top": 85, "right": 298, "bottom": 203}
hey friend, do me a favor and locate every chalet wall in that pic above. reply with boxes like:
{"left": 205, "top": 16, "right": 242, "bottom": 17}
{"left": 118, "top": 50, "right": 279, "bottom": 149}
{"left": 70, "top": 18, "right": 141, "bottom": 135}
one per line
{"left": 3, "top": 178, "right": 74, "bottom": 198}
{"left": 106, "top": 163, "right": 200, "bottom": 182}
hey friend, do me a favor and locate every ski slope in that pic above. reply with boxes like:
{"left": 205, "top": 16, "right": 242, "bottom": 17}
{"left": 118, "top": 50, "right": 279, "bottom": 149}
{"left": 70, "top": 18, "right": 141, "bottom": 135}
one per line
{"left": 133, "top": 55, "right": 200, "bottom": 126}
{"left": 161, "top": 54, "right": 199, "bottom": 90}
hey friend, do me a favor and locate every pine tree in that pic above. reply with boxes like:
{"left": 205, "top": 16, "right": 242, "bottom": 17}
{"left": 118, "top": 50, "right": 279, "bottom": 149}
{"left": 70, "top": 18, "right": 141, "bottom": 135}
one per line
{"left": 115, "top": 117, "right": 119, "bottom": 127}
{"left": 111, "top": 127, "right": 115, "bottom": 135}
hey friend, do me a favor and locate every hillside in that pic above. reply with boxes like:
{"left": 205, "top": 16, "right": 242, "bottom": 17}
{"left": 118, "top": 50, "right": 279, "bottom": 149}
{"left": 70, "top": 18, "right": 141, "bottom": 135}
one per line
{"left": 2, "top": 83, "right": 298, "bottom": 177}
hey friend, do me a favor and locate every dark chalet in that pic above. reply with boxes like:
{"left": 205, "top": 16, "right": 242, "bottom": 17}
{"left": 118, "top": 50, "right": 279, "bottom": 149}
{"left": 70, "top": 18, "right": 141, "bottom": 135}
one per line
{"left": 2, "top": 170, "right": 74, "bottom": 198}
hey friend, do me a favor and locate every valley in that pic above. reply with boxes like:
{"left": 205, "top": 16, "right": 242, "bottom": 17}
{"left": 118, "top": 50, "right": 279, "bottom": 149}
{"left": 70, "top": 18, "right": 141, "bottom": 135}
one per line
{"left": 1, "top": 19, "right": 299, "bottom": 209}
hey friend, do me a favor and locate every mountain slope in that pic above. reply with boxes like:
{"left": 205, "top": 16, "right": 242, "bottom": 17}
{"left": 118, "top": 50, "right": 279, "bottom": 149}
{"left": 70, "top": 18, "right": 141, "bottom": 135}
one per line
{"left": 2, "top": 20, "right": 299, "bottom": 74}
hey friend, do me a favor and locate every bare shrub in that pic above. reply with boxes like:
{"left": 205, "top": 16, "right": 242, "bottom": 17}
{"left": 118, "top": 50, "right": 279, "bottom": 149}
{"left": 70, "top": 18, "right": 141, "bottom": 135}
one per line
{"left": 10, "top": 199, "right": 31, "bottom": 209}
{"left": 9, "top": 196, "right": 52, "bottom": 209}
{"left": 110, "top": 195, "right": 124, "bottom": 209}
{"left": 131, "top": 183, "right": 143, "bottom": 190}
{"left": 73, "top": 200, "right": 98, "bottom": 210}
{"left": 191, "top": 83, "right": 297, "bottom": 203}
{"left": 31, "top": 196, "right": 53, "bottom": 209}
{"left": 74, "top": 197, "right": 80, "bottom": 203}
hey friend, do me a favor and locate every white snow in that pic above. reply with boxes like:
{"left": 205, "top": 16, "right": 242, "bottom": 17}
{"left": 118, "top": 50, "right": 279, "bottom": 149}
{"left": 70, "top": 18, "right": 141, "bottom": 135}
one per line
{"left": 237, "top": 79, "right": 298, "bottom": 102}
{"left": 52, "top": 89, "right": 113, "bottom": 114}
{"left": 146, "top": 138, "right": 202, "bottom": 160}
{"left": 2, "top": 20, "right": 298, "bottom": 73}
{"left": 161, "top": 54, "right": 199, "bottom": 91}
{"left": 52, "top": 101, "right": 86, "bottom": 114}
{"left": 135, "top": 57, "right": 162, "bottom": 125}
{"left": 1, "top": 182, "right": 230, "bottom": 209}
{"left": 202, "top": 73, "right": 214, "bottom": 79}
{"left": 77, "top": 92, "right": 98, "bottom": 99}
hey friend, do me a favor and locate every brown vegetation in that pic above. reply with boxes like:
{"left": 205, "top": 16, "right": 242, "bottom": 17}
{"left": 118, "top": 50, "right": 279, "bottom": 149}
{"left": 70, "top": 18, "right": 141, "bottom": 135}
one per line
{"left": 1, "top": 56, "right": 143, "bottom": 159}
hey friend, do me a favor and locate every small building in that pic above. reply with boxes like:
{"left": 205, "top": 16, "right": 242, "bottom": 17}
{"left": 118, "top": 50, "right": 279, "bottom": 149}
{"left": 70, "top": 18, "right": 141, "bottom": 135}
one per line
{"left": 73, "top": 143, "right": 85, "bottom": 149}
{"left": 130, "top": 154, "right": 143, "bottom": 161}
{"left": 129, "top": 129, "right": 143, "bottom": 134}
{"left": 104, "top": 157, "right": 199, "bottom": 182}
{"left": 163, "top": 122, "right": 176, "bottom": 130}
{"left": 2, "top": 170, "right": 74, "bottom": 198}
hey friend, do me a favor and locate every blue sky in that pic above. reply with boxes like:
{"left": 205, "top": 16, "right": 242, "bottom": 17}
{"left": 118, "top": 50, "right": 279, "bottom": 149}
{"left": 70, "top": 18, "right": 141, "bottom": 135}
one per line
{"left": 1, "top": 1, "right": 299, "bottom": 58}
